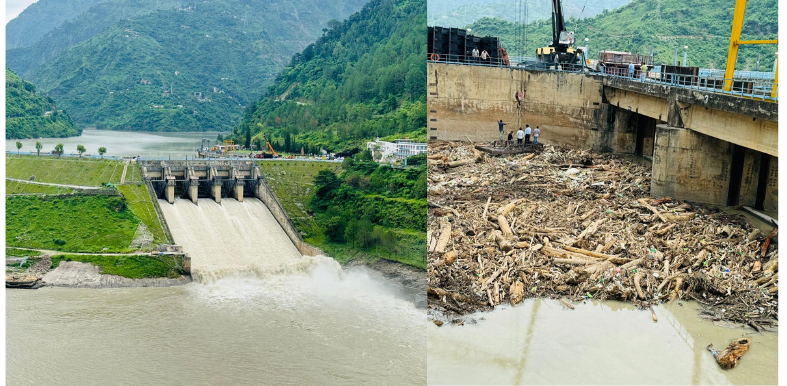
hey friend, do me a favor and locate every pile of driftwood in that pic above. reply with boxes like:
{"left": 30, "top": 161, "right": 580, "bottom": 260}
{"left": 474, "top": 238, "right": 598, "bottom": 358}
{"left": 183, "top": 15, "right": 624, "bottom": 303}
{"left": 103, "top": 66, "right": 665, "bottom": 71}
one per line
{"left": 427, "top": 141, "right": 778, "bottom": 330}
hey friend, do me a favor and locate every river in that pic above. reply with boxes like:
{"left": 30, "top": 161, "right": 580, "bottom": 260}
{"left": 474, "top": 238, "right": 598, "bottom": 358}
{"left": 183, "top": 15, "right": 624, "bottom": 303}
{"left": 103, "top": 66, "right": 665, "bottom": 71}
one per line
{"left": 427, "top": 299, "right": 777, "bottom": 385}
{"left": 6, "top": 197, "right": 427, "bottom": 385}
{"left": 6, "top": 129, "right": 224, "bottom": 159}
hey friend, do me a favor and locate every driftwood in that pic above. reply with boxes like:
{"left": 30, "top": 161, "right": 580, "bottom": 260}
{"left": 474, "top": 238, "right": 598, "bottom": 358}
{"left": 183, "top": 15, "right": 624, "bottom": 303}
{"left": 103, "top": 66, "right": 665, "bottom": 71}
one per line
{"left": 435, "top": 219, "right": 452, "bottom": 254}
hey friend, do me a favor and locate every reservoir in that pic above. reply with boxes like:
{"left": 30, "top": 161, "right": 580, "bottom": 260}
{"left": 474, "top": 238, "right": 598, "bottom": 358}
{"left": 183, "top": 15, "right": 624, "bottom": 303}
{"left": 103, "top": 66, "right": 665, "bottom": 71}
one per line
{"left": 6, "top": 129, "right": 224, "bottom": 159}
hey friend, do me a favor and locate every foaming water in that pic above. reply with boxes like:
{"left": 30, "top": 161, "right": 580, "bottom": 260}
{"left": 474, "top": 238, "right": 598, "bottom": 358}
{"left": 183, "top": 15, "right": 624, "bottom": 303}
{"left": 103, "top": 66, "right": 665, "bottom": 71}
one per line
{"left": 158, "top": 198, "right": 311, "bottom": 283}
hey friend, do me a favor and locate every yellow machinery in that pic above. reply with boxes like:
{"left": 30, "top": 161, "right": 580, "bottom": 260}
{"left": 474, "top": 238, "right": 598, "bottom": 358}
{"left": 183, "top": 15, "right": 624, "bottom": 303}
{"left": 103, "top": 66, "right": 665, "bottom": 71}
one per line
{"left": 535, "top": 0, "right": 583, "bottom": 66}
{"left": 223, "top": 139, "right": 235, "bottom": 156}
{"left": 724, "top": 0, "right": 777, "bottom": 97}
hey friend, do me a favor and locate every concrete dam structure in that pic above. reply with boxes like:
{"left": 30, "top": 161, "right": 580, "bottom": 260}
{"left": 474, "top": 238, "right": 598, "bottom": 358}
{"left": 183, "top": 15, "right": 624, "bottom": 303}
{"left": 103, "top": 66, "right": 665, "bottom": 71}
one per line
{"left": 427, "top": 62, "right": 778, "bottom": 211}
{"left": 140, "top": 160, "right": 322, "bottom": 266}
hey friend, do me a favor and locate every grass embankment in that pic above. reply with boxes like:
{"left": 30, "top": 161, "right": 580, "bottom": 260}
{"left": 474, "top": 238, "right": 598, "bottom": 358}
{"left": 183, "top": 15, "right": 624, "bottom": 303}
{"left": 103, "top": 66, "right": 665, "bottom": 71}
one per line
{"left": 5, "top": 248, "right": 41, "bottom": 257}
{"left": 6, "top": 156, "right": 124, "bottom": 186}
{"left": 5, "top": 180, "right": 76, "bottom": 195}
{"left": 257, "top": 161, "right": 341, "bottom": 224}
{"left": 259, "top": 160, "right": 426, "bottom": 269}
{"left": 125, "top": 163, "right": 143, "bottom": 183}
{"left": 117, "top": 184, "right": 168, "bottom": 244}
{"left": 6, "top": 195, "right": 139, "bottom": 253}
{"left": 50, "top": 255, "right": 174, "bottom": 278}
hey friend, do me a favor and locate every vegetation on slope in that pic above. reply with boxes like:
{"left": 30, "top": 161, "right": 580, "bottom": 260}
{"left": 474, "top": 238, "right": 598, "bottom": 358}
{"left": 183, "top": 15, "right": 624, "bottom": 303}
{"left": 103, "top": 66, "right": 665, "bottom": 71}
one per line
{"left": 21, "top": 0, "right": 367, "bottom": 133}
{"left": 5, "top": 180, "right": 76, "bottom": 195}
{"left": 306, "top": 155, "right": 427, "bottom": 269}
{"left": 7, "top": 0, "right": 181, "bottom": 77}
{"left": 50, "top": 254, "right": 175, "bottom": 278}
{"left": 6, "top": 195, "right": 139, "bottom": 253}
{"left": 5, "top": 68, "right": 80, "bottom": 139}
{"left": 257, "top": 161, "right": 342, "bottom": 223}
{"left": 427, "top": 0, "right": 631, "bottom": 30}
{"left": 5, "top": 0, "right": 102, "bottom": 50}
{"left": 117, "top": 184, "right": 169, "bottom": 244}
{"left": 466, "top": 0, "right": 777, "bottom": 70}
{"left": 235, "top": 0, "right": 427, "bottom": 154}
{"left": 6, "top": 156, "right": 124, "bottom": 186}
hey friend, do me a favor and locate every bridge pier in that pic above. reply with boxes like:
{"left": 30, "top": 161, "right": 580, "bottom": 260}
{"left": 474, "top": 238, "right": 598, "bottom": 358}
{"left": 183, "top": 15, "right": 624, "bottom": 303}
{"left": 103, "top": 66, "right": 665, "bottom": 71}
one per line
{"left": 166, "top": 177, "right": 175, "bottom": 204}
{"left": 188, "top": 180, "right": 199, "bottom": 205}
{"left": 211, "top": 180, "right": 222, "bottom": 204}
{"left": 234, "top": 179, "right": 244, "bottom": 202}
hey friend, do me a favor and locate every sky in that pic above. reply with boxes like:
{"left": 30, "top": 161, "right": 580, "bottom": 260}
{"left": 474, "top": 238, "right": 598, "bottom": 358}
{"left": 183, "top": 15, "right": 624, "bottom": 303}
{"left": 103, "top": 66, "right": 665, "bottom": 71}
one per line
{"left": 6, "top": 0, "right": 38, "bottom": 23}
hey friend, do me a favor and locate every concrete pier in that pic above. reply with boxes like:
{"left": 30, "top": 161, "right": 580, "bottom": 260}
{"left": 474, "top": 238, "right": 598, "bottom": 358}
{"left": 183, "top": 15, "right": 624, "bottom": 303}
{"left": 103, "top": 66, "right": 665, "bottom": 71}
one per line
{"left": 211, "top": 181, "right": 222, "bottom": 204}
{"left": 234, "top": 180, "right": 244, "bottom": 202}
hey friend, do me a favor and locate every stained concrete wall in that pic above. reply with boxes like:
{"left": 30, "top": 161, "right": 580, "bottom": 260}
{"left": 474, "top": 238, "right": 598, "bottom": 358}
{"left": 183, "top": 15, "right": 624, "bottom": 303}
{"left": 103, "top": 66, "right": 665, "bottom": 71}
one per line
{"left": 429, "top": 63, "right": 619, "bottom": 150}
{"left": 652, "top": 124, "right": 732, "bottom": 204}
{"left": 253, "top": 179, "right": 323, "bottom": 257}
{"left": 762, "top": 155, "right": 778, "bottom": 211}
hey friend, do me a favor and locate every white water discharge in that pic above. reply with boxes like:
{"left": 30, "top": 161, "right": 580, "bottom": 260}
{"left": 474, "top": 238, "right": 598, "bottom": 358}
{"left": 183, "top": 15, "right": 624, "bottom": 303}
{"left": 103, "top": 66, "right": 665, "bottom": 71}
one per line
{"left": 159, "top": 198, "right": 327, "bottom": 282}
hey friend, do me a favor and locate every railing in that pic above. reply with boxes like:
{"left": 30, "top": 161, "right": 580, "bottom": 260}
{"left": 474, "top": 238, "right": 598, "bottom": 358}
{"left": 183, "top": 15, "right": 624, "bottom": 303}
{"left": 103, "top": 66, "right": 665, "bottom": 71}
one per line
{"left": 600, "top": 66, "right": 779, "bottom": 102}
{"left": 428, "top": 53, "right": 778, "bottom": 102}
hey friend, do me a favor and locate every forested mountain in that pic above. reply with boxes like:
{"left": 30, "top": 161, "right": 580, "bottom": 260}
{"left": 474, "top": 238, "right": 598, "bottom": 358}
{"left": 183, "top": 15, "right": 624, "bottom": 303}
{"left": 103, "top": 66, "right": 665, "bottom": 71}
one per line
{"left": 7, "top": 0, "right": 182, "bottom": 77}
{"left": 466, "top": 0, "right": 777, "bottom": 69}
{"left": 427, "top": 0, "right": 631, "bottom": 29}
{"left": 6, "top": 69, "right": 80, "bottom": 139}
{"left": 13, "top": 0, "right": 368, "bottom": 133}
{"left": 5, "top": 0, "right": 102, "bottom": 50}
{"left": 235, "top": 0, "right": 426, "bottom": 154}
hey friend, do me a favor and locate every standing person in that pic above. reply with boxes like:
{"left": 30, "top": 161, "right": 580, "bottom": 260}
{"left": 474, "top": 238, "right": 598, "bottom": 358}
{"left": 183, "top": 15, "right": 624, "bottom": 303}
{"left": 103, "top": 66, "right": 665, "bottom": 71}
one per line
{"left": 507, "top": 131, "right": 514, "bottom": 142}
{"left": 640, "top": 64, "right": 649, "bottom": 81}
{"left": 497, "top": 119, "right": 509, "bottom": 140}
{"left": 628, "top": 62, "right": 635, "bottom": 78}
{"left": 516, "top": 127, "right": 525, "bottom": 144}
{"left": 472, "top": 47, "right": 479, "bottom": 63}
{"left": 481, "top": 50, "right": 489, "bottom": 62}
{"left": 534, "top": 126, "right": 540, "bottom": 144}
{"left": 524, "top": 125, "right": 532, "bottom": 143}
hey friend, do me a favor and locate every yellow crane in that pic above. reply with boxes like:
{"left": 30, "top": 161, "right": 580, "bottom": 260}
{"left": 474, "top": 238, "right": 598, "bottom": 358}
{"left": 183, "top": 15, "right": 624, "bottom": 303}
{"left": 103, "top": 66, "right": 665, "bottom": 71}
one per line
{"left": 723, "top": 0, "right": 777, "bottom": 98}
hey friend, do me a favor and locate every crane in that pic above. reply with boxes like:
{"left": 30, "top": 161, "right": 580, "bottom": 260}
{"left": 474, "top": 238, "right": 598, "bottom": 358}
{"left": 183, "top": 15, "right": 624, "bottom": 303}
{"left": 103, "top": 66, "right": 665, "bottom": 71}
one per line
{"left": 535, "top": 0, "right": 584, "bottom": 67}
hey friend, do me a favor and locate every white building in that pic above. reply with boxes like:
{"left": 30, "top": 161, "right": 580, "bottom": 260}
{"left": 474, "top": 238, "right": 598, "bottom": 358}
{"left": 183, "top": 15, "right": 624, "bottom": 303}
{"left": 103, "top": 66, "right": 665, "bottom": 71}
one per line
{"left": 366, "top": 138, "right": 427, "bottom": 163}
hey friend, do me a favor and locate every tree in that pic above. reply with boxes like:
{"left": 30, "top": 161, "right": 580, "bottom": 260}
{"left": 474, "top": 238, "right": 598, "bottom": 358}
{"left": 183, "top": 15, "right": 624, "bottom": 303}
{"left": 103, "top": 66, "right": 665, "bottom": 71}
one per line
{"left": 54, "top": 143, "right": 64, "bottom": 157}
{"left": 35, "top": 141, "right": 42, "bottom": 156}
{"left": 379, "top": 229, "right": 398, "bottom": 257}
{"left": 359, "top": 149, "right": 373, "bottom": 161}
{"left": 16, "top": 141, "right": 22, "bottom": 154}
{"left": 76, "top": 144, "right": 86, "bottom": 158}
{"left": 356, "top": 215, "right": 375, "bottom": 249}
{"left": 98, "top": 147, "right": 107, "bottom": 159}
{"left": 345, "top": 218, "right": 359, "bottom": 247}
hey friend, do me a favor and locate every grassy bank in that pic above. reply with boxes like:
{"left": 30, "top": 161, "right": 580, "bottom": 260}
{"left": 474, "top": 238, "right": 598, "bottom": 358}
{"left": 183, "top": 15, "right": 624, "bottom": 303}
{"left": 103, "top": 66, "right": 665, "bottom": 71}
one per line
{"left": 5, "top": 248, "right": 41, "bottom": 257}
{"left": 117, "top": 184, "right": 169, "bottom": 244}
{"left": 6, "top": 195, "right": 139, "bottom": 253}
{"left": 6, "top": 156, "right": 124, "bottom": 186}
{"left": 5, "top": 180, "right": 76, "bottom": 195}
{"left": 308, "top": 227, "right": 427, "bottom": 269}
{"left": 50, "top": 254, "right": 174, "bottom": 278}
{"left": 257, "top": 161, "right": 341, "bottom": 225}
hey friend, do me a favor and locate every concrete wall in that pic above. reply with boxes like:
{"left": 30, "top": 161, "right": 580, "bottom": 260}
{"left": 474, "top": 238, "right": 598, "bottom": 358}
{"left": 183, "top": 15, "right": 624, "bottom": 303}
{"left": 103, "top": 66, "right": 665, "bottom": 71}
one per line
{"left": 652, "top": 124, "right": 732, "bottom": 204}
{"left": 762, "top": 155, "right": 778, "bottom": 211}
{"left": 429, "top": 63, "right": 614, "bottom": 150}
{"left": 253, "top": 179, "right": 323, "bottom": 257}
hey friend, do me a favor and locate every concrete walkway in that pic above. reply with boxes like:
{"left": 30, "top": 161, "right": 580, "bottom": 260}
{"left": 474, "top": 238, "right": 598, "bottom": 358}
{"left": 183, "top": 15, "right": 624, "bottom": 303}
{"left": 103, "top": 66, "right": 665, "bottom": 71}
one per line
{"left": 120, "top": 160, "right": 129, "bottom": 183}
{"left": 5, "top": 178, "right": 101, "bottom": 190}
{"left": 7, "top": 247, "right": 150, "bottom": 256}
{"left": 42, "top": 261, "right": 191, "bottom": 288}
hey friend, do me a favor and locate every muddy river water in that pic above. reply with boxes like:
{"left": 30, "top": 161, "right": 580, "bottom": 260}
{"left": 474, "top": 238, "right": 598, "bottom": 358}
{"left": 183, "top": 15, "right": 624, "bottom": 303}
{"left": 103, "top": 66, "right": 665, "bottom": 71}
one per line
{"left": 427, "top": 299, "right": 777, "bottom": 385}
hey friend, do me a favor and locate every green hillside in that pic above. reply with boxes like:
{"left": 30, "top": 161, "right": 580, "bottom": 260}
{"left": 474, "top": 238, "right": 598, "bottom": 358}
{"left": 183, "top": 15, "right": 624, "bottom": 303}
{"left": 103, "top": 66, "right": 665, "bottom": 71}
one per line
{"left": 5, "top": 68, "right": 80, "bottom": 139}
{"left": 19, "top": 0, "right": 367, "bottom": 133}
{"left": 7, "top": 0, "right": 182, "bottom": 77}
{"left": 428, "top": 0, "right": 631, "bottom": 30}
{"left": 235, "top": 0, "right": 427, "bottom": 154}
{"left": 5, "top": 0, "right": 102, "bottom": 50}
{"left": 467, "top": 0, "right": 777, "bottom": 70}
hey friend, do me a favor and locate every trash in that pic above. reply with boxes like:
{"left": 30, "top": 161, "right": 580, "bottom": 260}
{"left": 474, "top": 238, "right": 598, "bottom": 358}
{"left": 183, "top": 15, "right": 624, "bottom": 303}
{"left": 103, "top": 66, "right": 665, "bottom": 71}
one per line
{"left": 427, "top": 141, "right": 778, "bottom": 326}
{"left": 707, "top": 338, "right": 752, "bottom": 369}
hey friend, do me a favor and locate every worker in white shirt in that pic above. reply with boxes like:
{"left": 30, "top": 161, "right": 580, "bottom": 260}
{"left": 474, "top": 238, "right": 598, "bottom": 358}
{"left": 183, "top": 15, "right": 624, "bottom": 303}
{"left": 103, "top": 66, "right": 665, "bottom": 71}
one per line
{"left": 516, "top": 127, "right": 525, "bottom": 144}
{"left": 533, "top": 126, "right": 540, "bottom": 144}
{"left": 524, "top": 125, "right": 532, "bottom": 143}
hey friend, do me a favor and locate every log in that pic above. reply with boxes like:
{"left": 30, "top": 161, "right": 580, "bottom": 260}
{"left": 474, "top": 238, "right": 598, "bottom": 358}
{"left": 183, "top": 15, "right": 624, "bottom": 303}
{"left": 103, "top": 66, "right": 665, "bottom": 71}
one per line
{"left": 481, "top": 197, "right": 492, "bottom": 221}
{"left": 576, "top": 218, "right": 607, "bottom": 241}
{"left": 651, "top": 307, "right": 658, "bottom": 322}
{"left": 655, "top": 223, "right": 677, "bottom": 236}
{"left": 669, "top": 277, "right": 684, "bottom": 302}
{"left": 443, "top": 250, "right": 458, "bottom": 265}
{"left": 761, "top": 228, "right": 778, "bottom": 257}
{"left": 447, "top": 159, "right": 474, "bottom": 168}
{"left": 621, "top": 257, "right": 645, "bottom": 271}
{"left": 498, "top": 215, "right": 514, "bottom": 239}
{"left": 427, "top": 286, "right": 479, "bottom": 304}
{"left": 634, "top": 271, "right": 646, "bottom": 299}
{"left": 638, "top": 198, "right": 667, "bottom": 222}
{"left": 579, "top": 209, "right": 596, "bottom": 221}
{"left": 553, "top": 258, "right": 597, "bottom": 266}
{"left": 510, "top": 281, "right": 524, "bottom": 305}
{"left": 559, "top": 298, "right": 575, "bottom": 309}
{"left": 497, "top": 199, "right": 521, "bottom": 216}
{"left": 435, "top": 219, "right": 452, "bottom": 254}
{"left": 493, "top": 230, "right": 513, "bottom": 252}
{"left": 515, "top": 241, "right": 531, "bottom": 249}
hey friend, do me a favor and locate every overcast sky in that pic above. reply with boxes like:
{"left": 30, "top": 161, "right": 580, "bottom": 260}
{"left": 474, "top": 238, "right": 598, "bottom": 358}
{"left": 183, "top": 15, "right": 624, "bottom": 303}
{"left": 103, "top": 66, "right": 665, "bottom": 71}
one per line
{"left": 6, "top": 0, "right": 38, "bottom": 23}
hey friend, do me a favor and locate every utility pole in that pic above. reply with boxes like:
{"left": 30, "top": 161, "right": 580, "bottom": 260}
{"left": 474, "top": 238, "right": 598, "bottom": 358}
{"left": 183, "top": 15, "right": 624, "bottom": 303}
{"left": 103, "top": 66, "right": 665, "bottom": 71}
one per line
{"left": 673, "top": 48, "right": 678, "bottom": 66}
{"left": 683, "top": 46, "right": 688, "bottom": 67}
